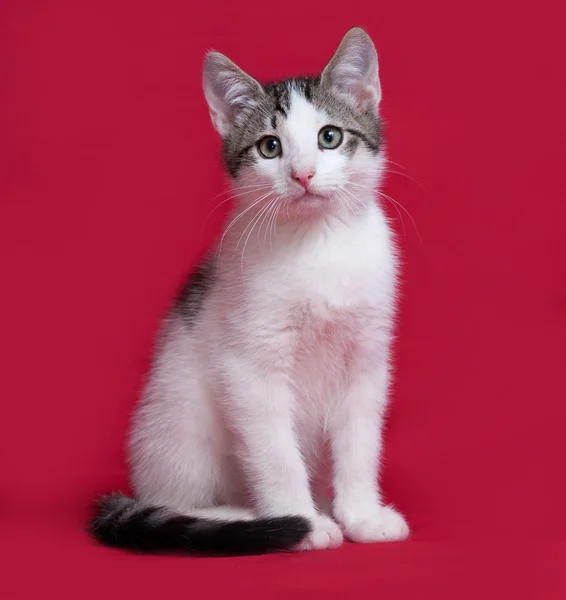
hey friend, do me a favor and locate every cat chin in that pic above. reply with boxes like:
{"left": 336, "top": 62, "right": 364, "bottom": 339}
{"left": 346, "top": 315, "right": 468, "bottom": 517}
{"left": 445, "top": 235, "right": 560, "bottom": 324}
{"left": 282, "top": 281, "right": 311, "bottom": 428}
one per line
{"left": 287, "top": 195, "right": 335, "bottom": 219}
{"left": 288, "top": 192, "right": 365, "bottom": 220}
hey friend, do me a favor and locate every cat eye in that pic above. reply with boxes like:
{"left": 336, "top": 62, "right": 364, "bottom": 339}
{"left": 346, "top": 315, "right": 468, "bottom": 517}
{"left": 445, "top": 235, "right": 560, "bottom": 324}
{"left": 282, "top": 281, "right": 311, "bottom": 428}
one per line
{"left": 318, "top": 126, "right": 343, "bottom": 150}
{"left": 257, "top": 136, "right": 282, "bottom": 159}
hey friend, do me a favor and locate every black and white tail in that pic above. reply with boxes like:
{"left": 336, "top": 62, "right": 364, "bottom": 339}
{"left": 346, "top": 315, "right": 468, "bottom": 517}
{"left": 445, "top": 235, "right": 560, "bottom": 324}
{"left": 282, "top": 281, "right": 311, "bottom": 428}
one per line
{"left": 89, "top": 493, "right": 311, "bottom": 555}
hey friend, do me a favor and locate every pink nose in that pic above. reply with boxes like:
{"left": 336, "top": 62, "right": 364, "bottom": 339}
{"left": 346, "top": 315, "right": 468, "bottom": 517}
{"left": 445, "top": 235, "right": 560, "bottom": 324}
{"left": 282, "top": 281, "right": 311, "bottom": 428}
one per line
{"left": 292, "top": 170, "right": 315, "bottom": 189}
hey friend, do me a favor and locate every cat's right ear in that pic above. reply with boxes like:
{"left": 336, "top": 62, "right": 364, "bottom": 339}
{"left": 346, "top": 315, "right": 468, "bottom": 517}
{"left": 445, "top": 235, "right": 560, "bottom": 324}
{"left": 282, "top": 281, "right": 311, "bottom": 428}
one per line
{"left": 202, "top": 51, "right": 264, "bottom": 138}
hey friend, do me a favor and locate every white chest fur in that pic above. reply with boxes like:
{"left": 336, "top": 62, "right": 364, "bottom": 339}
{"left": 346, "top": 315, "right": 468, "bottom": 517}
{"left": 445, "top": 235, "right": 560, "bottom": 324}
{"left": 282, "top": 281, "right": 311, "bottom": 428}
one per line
{"left": 257, "top": 203, "right": 394, "bottom": 313}
{"left": 217, "top": 203, "right": 396, "bottom": 422}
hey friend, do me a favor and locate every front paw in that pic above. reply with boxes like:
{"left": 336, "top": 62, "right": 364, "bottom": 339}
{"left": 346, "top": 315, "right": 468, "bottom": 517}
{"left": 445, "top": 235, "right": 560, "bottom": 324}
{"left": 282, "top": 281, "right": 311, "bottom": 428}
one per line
{"left": 294, "top": 514, "right": 344, "bottom": 551}
{"left": 337, "top": 505, "right": 410, "bottom": 543}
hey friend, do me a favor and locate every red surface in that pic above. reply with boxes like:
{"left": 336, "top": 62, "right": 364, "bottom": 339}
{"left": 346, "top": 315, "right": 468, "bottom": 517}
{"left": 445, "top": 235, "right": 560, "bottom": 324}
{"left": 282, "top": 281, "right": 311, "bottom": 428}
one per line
{"left": 1, "top": 1, "right": 566, "bottom": 597}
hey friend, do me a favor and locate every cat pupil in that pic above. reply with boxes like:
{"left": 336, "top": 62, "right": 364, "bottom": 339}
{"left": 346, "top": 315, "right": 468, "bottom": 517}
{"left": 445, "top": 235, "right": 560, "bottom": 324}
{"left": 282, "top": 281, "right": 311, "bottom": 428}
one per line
{"left": 324, "top": 131, "right": 334, "bottom": 143}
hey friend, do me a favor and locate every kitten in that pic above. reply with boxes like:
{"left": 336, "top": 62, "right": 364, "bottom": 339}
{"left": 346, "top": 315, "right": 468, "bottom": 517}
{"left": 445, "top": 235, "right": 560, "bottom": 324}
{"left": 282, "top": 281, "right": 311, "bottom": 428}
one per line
{"left": 91, "top": 27, "right": 409, "bottom": 554}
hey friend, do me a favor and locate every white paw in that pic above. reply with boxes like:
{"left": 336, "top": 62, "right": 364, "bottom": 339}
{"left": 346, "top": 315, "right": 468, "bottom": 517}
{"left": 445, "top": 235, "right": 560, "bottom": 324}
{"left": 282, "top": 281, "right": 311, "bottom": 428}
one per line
{"left": 295, "top": 514, "right": 344, "bottom": 551}
{"left": 339, "top": 505, "right": 410, "bottom": 543}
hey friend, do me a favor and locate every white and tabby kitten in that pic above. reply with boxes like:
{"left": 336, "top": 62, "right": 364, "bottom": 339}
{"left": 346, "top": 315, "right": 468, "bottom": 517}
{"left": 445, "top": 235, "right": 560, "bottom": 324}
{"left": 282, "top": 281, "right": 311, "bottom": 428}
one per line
{"left": 91, "top": 27, "right": 409, "bottom": 554}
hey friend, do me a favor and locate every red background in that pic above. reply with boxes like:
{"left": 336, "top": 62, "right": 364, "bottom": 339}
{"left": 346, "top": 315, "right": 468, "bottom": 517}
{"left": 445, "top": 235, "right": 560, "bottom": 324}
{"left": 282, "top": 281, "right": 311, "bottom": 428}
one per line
{"left": 1, "top": 1, "right": 565, "bottom": 597}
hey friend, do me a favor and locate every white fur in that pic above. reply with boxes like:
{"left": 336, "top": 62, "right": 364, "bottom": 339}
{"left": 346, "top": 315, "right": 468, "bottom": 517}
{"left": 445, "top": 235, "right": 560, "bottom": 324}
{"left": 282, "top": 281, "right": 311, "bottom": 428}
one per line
{"left": 129, "top": 29, "right": 409, "bottom": 551}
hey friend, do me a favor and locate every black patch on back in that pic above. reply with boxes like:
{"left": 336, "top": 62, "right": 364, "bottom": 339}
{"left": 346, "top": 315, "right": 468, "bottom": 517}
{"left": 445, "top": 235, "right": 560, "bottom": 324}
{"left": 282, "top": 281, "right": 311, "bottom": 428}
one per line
{"left": 174, "top": 260, "right": 214, "bottom": 327}
{"left": 89, "top": 493, "right": 311, "bottom": 556}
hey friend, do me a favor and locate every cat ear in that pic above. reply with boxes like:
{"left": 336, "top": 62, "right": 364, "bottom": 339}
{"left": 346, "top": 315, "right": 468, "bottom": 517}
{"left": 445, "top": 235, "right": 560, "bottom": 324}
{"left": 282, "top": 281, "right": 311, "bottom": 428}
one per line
{"left": 321, "top": 27, "right": 381, "bottom": 111}
{"left": 202, "top": 51, "right": 265, "bottom": 137}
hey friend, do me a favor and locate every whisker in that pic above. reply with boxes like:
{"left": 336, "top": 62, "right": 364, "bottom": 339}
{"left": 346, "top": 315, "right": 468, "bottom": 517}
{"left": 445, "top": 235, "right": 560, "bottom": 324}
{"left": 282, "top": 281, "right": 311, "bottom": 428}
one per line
{"left": 262, "top": 197, "right": 276, "bottom": 245}
{"left": 334, "top": 189, "right": 351, "bottom": 215}
{"left": 258, "top": 196, "right": 279, "bottom": 246}
{"left": 201, "top": 184, "right": 272, "bottom": 237}
{"left": 216, "top": 191, "right": 273, "bottom": 259}
{"left": 379, "top": 191, "right": 421, "bottom": 242}
{"left": 337, "top": 186, "right": 365, "bottom": 212}
{"left": 382, "top": 169, "right": 425, "bottom": 190}
{"left": 341, "top": 184, "right": 409, "bottom": 244}
{"left": 239, "top": 197, "right": 277, "bottom": 271}
{"left": 235, "top": 194, "right": 275, "bottom": 252}
{"left": 383, "top": 159, "right": 426, "bottom": 191}
{"left": 267, "top": 197, "right": 283, "bottom": 250}
{"left": 201, "top": 190, "right": 265, "bottom": 231}
{"left": 348, "top": 180, "right": 418, "bottom": 237}
{"left": 209, "top": 182, "right": 269, "bottom": 202}
{"left": 334, "top": 189, "right": 352, "bottom": 216}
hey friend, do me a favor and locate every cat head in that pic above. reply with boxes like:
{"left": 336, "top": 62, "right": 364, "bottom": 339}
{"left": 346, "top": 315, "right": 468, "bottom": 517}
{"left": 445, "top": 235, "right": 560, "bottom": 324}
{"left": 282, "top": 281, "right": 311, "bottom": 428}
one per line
{"left": 202, "top": 27, "right": 384, "bottom": 220}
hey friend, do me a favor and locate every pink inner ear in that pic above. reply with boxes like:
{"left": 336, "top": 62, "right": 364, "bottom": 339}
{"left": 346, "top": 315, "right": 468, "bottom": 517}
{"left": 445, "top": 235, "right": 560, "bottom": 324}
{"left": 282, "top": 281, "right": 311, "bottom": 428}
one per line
{"left": 360, "top": 85, "right": 379, "bottom": 108}
{"left": 346, "top": 83, "right": 379, "bottom": 111}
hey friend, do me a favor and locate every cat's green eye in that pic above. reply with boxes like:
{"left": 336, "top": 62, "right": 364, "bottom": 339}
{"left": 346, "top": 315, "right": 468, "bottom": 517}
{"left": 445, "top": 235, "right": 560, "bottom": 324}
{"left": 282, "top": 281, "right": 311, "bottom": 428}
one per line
{"left": 257, "top": 136, "right": 282, "bottom": 159}
{"left": 318, "top": 126, "right": 343, "bottom": 150}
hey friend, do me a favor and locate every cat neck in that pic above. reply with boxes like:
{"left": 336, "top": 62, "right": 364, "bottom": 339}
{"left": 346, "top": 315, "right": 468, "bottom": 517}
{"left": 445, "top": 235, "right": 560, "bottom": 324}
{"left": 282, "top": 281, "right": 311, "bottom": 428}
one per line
{"left": 214, "top": 191, "right": 380, "bottom": 268}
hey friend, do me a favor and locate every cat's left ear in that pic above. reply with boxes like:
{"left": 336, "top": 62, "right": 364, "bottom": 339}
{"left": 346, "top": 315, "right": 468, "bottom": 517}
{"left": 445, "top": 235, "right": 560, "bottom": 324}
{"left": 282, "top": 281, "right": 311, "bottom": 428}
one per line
{"left": 320, "top": 27, "right": 381, "bottom": 111}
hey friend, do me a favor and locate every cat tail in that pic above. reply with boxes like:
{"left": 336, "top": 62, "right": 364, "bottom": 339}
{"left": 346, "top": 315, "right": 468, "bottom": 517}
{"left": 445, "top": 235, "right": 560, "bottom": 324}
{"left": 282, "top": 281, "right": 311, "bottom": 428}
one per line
{"left": 89, "top": 493, "right": 311, "bottom": 555}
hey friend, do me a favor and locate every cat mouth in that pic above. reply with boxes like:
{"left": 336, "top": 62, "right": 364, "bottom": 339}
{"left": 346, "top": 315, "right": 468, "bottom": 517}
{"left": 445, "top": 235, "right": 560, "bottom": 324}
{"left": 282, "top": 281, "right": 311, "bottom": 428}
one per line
{"left": 294, "top": 190, "right": 328, "bottom": 203}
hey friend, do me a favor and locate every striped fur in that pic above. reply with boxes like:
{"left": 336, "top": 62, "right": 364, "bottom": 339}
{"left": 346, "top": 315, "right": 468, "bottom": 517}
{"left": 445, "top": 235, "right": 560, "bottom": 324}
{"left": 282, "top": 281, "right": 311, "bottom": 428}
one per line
{"left": 90, "top": 494, "right": 311, "bottom": 555}
{"left": 219, "top": 75, "right": 383, "bottom": 177}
